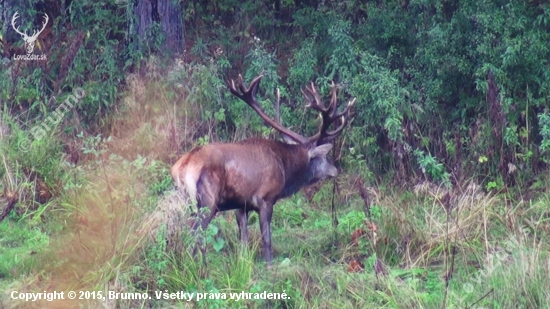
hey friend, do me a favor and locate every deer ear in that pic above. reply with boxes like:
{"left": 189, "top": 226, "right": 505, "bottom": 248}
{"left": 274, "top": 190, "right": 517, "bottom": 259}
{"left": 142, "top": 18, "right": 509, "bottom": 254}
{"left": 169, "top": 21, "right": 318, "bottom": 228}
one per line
{"left": 308, "top": 144, "right": 333, "bottom": 158}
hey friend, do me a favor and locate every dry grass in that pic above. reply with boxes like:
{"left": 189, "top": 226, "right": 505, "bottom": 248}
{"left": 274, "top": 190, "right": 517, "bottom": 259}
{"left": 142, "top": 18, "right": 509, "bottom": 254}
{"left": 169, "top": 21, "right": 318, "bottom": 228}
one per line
{"left": 106, "top": 60, "right": 202, "bottom": 164}
{"left": 138, "top": 189, "right": 194, "bottom": 251}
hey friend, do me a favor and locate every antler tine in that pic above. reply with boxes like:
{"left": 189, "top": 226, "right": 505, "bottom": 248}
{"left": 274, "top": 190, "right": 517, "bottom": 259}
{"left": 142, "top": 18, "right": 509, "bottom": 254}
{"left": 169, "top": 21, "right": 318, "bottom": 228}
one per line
{"left": 326, "top": 97, "right": 356, "bottom": 139}
{"left": 301, "top": 81, "right": 355, "bottom": 145}
{"left": 249, "top": 74, "right": 263, "bottom": 96}
{"left": 237, "top": 74, "right": 247, "bottom": 93}
{"left": 328, "top": 82, "right": 339, "bottom": 117}
{"left": 302, "top": 82, "right": 326, "bottom": 111}
{"left": 325, "top": 111, "right": 351, "bottom": 137}
{"left": 229, "top": 78, "right": 237, "bottom": 93}
{"left": 275, "top": 88, "right": 281, "bottom": 124}
{"left": 333, "top": 97, "right": 356, "bottom": 119}
{"left": 228, "top": 73, "right": 263, "bottom": 99}
{"left": 228, "top": 74, "right": 354, "bottom": 145}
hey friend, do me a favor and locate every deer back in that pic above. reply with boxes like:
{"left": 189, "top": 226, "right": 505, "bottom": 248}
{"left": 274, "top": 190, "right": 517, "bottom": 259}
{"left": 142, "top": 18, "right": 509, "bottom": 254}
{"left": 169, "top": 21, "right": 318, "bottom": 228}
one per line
{"left": 171, "top": 138, "right": 336, "bottom": 207}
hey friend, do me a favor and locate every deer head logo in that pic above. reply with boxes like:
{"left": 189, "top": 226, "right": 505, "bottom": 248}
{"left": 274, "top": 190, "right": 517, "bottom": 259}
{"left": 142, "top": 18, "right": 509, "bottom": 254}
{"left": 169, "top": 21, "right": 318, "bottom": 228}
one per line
{"left": 11, "top": 11, "right": 49, "bottom": 54}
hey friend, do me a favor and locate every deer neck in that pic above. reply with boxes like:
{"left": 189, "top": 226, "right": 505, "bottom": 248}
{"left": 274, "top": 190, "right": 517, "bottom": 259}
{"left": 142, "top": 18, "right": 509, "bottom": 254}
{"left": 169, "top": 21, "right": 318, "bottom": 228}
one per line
{"left": 277, "top": 143, "right": 313, "bottom": 199}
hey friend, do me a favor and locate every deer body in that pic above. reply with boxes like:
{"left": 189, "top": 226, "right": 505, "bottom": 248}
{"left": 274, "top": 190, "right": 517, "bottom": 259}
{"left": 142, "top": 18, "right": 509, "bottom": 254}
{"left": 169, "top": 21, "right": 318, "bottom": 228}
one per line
{"left": 172, "top": 138, "right": 336, "bottom": 263}
{"left": 172, "top": 74, "right": 354, "bottom": 265}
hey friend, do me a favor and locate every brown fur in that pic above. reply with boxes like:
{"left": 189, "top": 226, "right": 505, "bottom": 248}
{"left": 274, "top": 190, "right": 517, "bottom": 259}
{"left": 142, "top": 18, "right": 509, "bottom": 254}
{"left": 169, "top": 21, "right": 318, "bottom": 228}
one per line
{"left": 171, "top": 138, "right": 336, "bottom": 264}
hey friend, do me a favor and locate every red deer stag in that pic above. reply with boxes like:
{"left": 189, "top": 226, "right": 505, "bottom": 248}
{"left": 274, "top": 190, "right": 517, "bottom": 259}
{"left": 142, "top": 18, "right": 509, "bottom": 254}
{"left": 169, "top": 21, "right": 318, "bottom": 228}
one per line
{"left": 171, "top": 74, "right": 355, "bottom": 265}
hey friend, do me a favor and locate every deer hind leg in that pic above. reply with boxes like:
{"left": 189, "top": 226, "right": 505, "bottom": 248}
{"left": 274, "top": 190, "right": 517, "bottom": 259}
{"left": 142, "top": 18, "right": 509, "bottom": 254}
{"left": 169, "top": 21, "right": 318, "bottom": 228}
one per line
{"left": 194, "top": 170, "right": 221, "bottom": 230}
{"left": 191, "top": 171, "right": 220, "bottom": 260}
{"left": 257, "top": 200, "right": 274, "bottom": 266}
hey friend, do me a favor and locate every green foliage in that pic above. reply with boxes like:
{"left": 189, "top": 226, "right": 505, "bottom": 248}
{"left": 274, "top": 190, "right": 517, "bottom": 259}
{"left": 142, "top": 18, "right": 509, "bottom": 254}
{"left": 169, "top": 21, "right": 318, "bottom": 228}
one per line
{"left": 245, "top": 38, "right": 278, "bottom": 91}
{"left": 273, "top": 196, "right": 305, "bottom": 228}
{"left": 190, "top": 37, "right": 210, "bottom": 59}
{"left": 144, "top": 22, "right": 166, "bottom": 54}
{"left": 146, "top": 224, "right": 169, "bottom": 289}
{"left": 0, "top": 220, "right": 49, "bottom": 278}
{"left": 1, "top": 116, "right": 64, "bottom": 190}
{"left": 5, "top": 0, "right": 550, "bottom": 185}
{"left": 486, "top": 179, "right": 504, "bottom": 192}
{"left": 2, "top": 1, "right": 128, "bottom": 130}
{"left": 197, "top": 135, "right": 210, "bottom": 146}
{"left": 337, "top": 210, "right": 365, "bottom": 234}
{"left": 539, "top": 113, "right": 550, "bottom": 159}
{"left": 205, "top": 224, "right": 225, "bottom": 253}
{"left": 222, "top": 37, "right": 283, "bottom": 136}
{"left": 80, "top": 133, "right": 110, "bottom": 158}
{"left": 414, "top": 149, "right": 451, "bottom": 187}
{"left": 149, "top": 170, "right": 173, "bottom": 196}
{"left": 344, "top": 146, "right": 374, "bottom": 180}
{"left": 288, "top": 39, "right": 317, "bottom": 94}
{"left": 183, "top": 63, "right": 226, "bottom": 126}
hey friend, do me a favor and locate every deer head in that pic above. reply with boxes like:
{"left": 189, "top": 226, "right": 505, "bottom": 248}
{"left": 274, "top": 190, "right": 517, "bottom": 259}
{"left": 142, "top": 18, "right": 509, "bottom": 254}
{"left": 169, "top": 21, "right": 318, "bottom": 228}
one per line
{"left": 12, "top": 11, "right": 49, "bottom": 54}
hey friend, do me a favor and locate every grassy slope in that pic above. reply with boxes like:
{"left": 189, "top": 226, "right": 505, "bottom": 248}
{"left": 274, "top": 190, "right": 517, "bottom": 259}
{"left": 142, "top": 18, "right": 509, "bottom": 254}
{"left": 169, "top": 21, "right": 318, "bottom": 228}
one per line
{"left": 1, "top": 61, "right": 550, "bottom": 309}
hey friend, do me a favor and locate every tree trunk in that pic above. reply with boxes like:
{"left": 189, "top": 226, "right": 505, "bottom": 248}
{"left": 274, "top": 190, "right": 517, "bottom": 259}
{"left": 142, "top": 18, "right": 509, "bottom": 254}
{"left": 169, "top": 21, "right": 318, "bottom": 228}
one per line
{"left": 158, "top": 0, "right": 184, "bottom": 53}
{"left": 129, "top": 0, "right": 184, "bottom": 55}
{"left": 1, "top": 0, "right": 14, "bottom": 43}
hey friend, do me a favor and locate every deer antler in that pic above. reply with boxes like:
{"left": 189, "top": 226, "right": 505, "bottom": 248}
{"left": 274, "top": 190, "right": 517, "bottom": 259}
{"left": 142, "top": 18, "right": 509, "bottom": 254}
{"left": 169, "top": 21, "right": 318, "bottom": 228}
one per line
{"left": 11, "top": 12, "right": 28, "bottom": 38}
{"left": 301, "top": 82, "right": 355, "bottom": 145}
{"left": 228, "top": 74, "right": 355, "bottom": 146}
{"left": 228, "top": 74, "right": 309, "bottom": 144}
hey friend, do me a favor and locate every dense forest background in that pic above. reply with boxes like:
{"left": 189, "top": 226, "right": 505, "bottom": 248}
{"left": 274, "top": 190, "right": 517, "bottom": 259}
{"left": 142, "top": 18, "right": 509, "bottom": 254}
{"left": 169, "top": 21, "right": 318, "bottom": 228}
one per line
{"left": 2, "top": 0, "right": 550, "bottom": 188}
{"left": 1, "top": 0, "right": 550, "bottom": 190}
{"left": 1, "top": 0, "right": 550, "bottom": 308}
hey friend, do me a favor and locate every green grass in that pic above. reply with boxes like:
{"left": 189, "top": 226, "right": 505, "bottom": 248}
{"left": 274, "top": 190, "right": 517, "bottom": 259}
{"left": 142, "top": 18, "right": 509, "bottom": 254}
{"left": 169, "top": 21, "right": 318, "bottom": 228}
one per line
{"left": 109, "top": 181, "right": 549, "bottom": 309}
{"left": 5, "top": 169, "right": 547, "bottom": 308}
{"left": 0, "top": 219, "right": 49, "bottom": 279}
